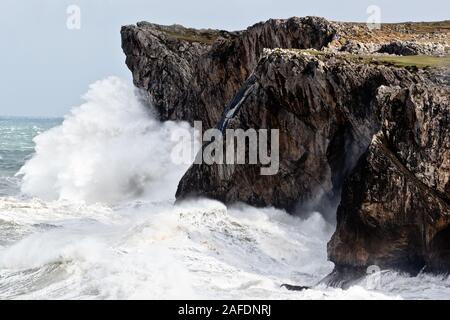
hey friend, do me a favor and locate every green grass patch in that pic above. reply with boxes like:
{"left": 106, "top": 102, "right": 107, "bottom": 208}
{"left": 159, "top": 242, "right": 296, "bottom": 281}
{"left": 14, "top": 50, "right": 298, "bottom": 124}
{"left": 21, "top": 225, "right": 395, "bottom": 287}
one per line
{"left": 297, "top": 49, "right": 324, "bottom": 56}
{"left": 164, "top": 30, "right": 220, "bottom": 45}
{"left": 349, "top": 54, "right": 450, "bottom": 69}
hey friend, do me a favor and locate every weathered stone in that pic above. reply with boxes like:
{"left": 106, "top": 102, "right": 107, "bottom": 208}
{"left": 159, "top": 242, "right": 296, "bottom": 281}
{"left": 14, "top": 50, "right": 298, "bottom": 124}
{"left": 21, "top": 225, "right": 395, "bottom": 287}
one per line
{"left": 328, "top": 84, "right": 450, "bottom": 276}
{"left": 378, "top": 41, "right": 448, "bottom": 56}
{"left": 176, "top": 50, "right": 422, "bottom": 213}
{"left": 121, "top": 16, "right": 450, "bottom": 277}
{"left": 121, "top": 17, "right": 337, "bottom": 128}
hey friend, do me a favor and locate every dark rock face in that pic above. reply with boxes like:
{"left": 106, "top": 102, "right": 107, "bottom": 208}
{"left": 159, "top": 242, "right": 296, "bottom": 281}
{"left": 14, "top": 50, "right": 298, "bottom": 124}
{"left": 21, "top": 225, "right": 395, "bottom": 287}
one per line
{"left": 328, "top": 84, "right": 450, "bottom": 275}
{"left": 121, "top": 17, "right": 337, "bottom": 128}
{"left": 176, "top": 50, "right": 421, "bottom": 213}
{"left": 122, "top": 16, "right": 450, "bottom": 276}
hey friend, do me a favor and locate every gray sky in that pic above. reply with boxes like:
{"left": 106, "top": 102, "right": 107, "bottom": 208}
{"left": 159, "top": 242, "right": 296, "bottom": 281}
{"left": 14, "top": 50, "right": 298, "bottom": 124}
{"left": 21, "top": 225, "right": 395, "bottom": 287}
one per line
{"left": 0, "top": 0, "right": 448, "bottom": 117}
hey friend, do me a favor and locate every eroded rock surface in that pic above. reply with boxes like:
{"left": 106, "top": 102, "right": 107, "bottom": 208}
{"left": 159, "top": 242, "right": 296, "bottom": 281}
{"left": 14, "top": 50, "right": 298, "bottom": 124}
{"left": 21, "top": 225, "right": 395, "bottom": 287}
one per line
{"left": 121, "top": 17, "right": 337, "bottom": 128}
{"left": 328, "top": 84, "right": 450, "bottom": 275}
{"left": 176, "top": 50, "right": 422, "bottom": 213}
{"left": 122, "top": 16, "right": 450, "bottom": 276}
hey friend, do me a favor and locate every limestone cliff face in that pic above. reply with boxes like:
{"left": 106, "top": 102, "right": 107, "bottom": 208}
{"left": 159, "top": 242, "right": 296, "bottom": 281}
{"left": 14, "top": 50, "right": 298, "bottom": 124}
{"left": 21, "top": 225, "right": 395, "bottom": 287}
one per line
{"left": 328, "top": 84, "right": 450, "bottom": 275}
{"left": 176, "top": 50, "right": 422, "bottom": 213}
{"left": 121, "top": 17, "right": 337, "bottom": 128}
{"left": 122, "top": 16, "right": 450, "bottom": 276}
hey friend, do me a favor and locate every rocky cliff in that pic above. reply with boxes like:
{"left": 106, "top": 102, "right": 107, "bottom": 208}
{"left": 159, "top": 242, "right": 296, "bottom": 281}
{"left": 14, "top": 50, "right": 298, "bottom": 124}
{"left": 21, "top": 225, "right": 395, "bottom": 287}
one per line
{"left": 328, "top": 84, "right": 450, "bottom": 277}
{"left": 122, "top": 17, "right": 450, "bottom": 278}
{"left": 176, "top": 50, "right": 423, "bottom": 214}
{"left": 121, "top": 17, "right": 337, "bottom": 128}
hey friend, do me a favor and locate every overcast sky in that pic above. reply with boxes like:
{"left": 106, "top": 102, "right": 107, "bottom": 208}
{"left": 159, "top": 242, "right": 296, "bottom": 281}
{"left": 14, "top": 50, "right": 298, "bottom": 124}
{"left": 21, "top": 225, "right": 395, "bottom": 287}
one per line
{"left": 0, "top": 0, "right": 448, "bottom": 117}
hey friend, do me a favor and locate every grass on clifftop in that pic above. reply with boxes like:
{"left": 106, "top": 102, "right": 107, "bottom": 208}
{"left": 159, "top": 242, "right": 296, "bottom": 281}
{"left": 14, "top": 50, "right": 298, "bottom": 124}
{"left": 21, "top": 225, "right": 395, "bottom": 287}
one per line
{"left": 164, "top": 30, "right": 220, "bottom": 45}
{"left": 352, "top": 54, "right": 450, "bottom": 69}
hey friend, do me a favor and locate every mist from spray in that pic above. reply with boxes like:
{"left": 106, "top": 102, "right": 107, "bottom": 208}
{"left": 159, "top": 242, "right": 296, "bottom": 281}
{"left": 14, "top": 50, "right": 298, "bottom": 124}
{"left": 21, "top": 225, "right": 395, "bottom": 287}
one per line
{"left": 18, "top": 77, "right": 197, "bottom": 204}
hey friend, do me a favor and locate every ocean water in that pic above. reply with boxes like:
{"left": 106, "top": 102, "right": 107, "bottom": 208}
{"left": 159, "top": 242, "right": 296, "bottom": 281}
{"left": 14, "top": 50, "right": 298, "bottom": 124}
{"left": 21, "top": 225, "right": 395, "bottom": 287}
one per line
{"left": 1, "top": 76, "right": 450, "bottom": 300}
{"left": 0, "top": 117, "right": 61, "bottom": 197}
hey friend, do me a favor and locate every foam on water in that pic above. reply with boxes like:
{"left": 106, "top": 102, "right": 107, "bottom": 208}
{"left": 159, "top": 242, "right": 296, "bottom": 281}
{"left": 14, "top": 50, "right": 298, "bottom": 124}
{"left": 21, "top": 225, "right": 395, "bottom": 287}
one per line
{"left": 1, "top": 77, "right": 449, "bottom": 299}
{"left": 0, "top": 196, "right": 398, "bottom": 300}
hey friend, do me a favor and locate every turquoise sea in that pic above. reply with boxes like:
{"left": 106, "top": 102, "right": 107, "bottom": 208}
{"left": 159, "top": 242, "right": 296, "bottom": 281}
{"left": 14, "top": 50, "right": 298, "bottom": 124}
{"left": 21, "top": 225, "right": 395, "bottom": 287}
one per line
{"left": 0, "top": 117, "right": 61, "bottom": 196}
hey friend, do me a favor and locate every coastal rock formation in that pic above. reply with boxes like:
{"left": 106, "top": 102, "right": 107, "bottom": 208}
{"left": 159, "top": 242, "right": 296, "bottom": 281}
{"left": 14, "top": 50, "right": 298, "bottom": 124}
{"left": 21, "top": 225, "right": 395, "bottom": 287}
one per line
{"left": 121, "top": 17, "right": 337, "bottom": 128}
{"left": 122, "top": 16, "right": 450, "bottom": 276}
{"left": 328, "top": 84, "right": 450, "bottom": 275}
{"left": 176, "top": 50, "right": 422, "bottom": 213}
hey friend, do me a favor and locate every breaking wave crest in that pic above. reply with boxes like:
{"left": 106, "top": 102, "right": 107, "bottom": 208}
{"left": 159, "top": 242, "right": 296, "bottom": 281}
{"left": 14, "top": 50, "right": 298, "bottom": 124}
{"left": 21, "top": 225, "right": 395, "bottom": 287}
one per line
{"left": 18, "top": 77, "right": 196, "bottom": 204}
{"left": 0, "top": 198, "right": 338, "bottom": 299}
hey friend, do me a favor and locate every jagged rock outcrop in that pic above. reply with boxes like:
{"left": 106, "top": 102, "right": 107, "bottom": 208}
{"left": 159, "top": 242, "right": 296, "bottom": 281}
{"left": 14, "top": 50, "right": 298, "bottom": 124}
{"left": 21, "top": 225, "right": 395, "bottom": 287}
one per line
{"left": 122, "top": 16, "right": 450, "bottom": 276}
{"left": 121, "top": 18, "right": 449, "bottom": 129}
{"left": 328, "top": 84, "right": 450, "bottom": 275}
{"left": 378, "top": 41, "right": 448, "bottom": 56}
{"left": 337, "top": 40, "right": 449, "bottom": 56}
{"left": 121, "top": 17, "right": 337, "bottom": 128}
{"left": 176, "top": 50, "right": 423, "bottom": 213}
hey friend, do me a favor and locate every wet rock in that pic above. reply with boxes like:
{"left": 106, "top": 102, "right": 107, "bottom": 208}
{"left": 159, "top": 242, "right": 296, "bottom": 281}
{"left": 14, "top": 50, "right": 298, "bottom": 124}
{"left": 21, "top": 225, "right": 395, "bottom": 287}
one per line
{"left": 176, "top": 50, "right": 422, "bottom": 213}
{"left": 281, "top": 284, "right": 311, "bottom": 291}
{"left": 328, "top": 84, "right": 450, "bottom": 275}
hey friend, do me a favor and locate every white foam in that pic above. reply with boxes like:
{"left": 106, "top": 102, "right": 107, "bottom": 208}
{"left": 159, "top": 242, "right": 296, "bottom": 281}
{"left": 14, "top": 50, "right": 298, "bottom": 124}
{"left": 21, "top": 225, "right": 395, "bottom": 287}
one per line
{"left": 18, "top": 77, "right": 197, "bottom": 204}
{"left": 0, "top": 197, "right": 334, "bottom": 299}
